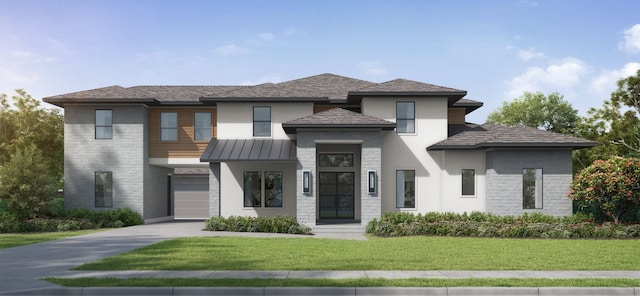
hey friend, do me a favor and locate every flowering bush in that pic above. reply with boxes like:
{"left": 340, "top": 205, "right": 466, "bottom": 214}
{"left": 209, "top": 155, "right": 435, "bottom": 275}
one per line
{"left": 569, "top": 156, "right": 640, "bottom": 224}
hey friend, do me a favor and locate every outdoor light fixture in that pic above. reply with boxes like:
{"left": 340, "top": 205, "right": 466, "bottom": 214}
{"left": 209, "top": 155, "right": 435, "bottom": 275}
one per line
{"left": 302, "top": 170, "right": 311, "bottom": 194}
{"left": 368, "top": 170, "right": 377, "bottom": 194}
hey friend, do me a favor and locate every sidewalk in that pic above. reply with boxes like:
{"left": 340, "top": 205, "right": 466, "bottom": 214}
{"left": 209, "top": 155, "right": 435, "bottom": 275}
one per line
{"left": 1, "top": 221, "right": 639, "bottom": 295}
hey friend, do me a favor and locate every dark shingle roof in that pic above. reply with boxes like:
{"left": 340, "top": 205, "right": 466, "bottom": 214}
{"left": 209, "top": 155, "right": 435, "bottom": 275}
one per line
{"left": 428, "top": 123, "right": 597, "bottom": 150}
{"left": 282, "top": 108, "right": 396, "bottom": 134}
{"left": 201, "top": 73, "right": 375, "bottom": 102}
{"left": 43, "top": 73, "right": 473, "bottom": 107}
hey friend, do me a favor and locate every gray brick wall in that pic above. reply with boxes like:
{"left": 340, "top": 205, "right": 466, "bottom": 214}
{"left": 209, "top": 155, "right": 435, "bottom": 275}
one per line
{"left": 209, "top": 162, "right": 220, "bottom": 217}
{"left": 64, "top": 105, "right": 148, "bottom": 217}
{"left": 485, "top": 149, "right": 573, "bottom": 216}
{"left": 295, "top": 130, "right": 382, "bottom": 226}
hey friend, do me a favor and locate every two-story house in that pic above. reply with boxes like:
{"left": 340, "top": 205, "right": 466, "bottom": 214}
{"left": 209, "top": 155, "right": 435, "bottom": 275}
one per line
{"left": 44, "top": 73, "right": 595, "bottom": 227}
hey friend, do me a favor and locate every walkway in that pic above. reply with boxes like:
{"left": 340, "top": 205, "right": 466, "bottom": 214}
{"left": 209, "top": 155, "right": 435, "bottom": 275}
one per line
{"left": 1, "top": 221, "right": 639, "bottom": 295}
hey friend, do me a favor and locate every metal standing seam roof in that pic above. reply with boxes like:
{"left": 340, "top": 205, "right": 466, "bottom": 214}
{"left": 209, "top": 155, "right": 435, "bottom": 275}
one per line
{"left": 200, "top": 139, "right": 297, "bottom": 162}
{"left": 427, "top": 123, "right": 597, "bottom": 150}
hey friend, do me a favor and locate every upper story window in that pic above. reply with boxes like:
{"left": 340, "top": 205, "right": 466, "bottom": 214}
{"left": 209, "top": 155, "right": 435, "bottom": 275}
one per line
{"left": 253, "top": 106, "right": 271, "bottom": 137}
{"left": 523, "top": 168, "right": 543, "bottom": 209}
{"left": 95, "top": 110, "right": 112, "bottom": 139}
{"left": 194, "top": 112, "right": 212, "bottom": 141}
{"left": 161, "top": 112, "right": 178, "bottom": 141}
{"left": 396, "top": 101, "right": 415, "bottom": 133}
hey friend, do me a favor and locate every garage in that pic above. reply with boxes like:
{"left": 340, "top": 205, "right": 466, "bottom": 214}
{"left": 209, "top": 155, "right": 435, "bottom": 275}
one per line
{"left": 173, "top": 174, "right": 209, "bottom": 219}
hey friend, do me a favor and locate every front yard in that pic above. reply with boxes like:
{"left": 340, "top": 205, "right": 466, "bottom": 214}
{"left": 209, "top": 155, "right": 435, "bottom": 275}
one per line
{"left": 75, "top": 236, "right": 640, "bottom": 271}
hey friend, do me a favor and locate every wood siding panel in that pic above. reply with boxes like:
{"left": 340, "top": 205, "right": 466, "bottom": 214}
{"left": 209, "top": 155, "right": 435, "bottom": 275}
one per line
{"left": 448, "top": 108, "right": 466, "bottom": 125}
{"left": 149, "top": 107, "right": 217, "bottom": 158}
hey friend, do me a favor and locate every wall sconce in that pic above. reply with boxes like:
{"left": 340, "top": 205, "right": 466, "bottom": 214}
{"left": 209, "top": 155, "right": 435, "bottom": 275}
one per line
{"left": 302, "top": 170, "right": 311, "bottom": 194}
{"left": 368, "top": 170, "right": 377, "bottom": 194}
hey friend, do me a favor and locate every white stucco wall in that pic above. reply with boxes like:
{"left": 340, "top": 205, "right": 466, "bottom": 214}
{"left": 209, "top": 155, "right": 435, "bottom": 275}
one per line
{"left": 440, "top": 150, "right": 486, "bottom": 213}
{"left": 216, "top": 102, "right": 313, "bottom": 139}
{"left": 220, "top": 161, "right": 297, "bottom": 217}
{"left": 361, "top": 97, "right": 449, "bottom": 214}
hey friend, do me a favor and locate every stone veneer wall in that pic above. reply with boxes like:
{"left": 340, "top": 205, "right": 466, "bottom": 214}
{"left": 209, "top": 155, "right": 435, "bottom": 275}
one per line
{"left": 485, "top": 148, "right": 573, "bottom": 216}
{"left": 295, "top": 130, "right": 382, "bottom": 226}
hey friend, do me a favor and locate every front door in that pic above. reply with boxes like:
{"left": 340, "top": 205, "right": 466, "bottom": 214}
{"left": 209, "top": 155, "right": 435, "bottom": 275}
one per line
{"left": 319, "top": 172, "right": 355, "bottom": 219}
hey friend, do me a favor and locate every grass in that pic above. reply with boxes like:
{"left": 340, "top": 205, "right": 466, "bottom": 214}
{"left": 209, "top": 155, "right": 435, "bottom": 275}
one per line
{"left": 45, "top": 277, "right": 640, "bottom": 288}
{"left": 75, "top": 236, "right": 640, "bottom": 271}
{"left": 0, "top": 229, "right": 107, "bottom": 249}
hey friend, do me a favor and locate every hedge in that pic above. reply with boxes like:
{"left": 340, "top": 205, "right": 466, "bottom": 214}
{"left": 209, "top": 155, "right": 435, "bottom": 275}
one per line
{"left": 205, "top": 215, "right": 312, "bottom": 234}
{"left": 366, "top": 212, "right": 640, "bottom": 239}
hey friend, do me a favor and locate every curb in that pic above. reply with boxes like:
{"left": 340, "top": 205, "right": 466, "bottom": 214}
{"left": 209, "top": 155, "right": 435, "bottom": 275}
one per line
{"left": 3, "top": 287, "right": 640, "bottom": 296}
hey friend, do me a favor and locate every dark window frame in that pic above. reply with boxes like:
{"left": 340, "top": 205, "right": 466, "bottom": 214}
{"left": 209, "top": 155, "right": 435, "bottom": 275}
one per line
{"left": 95, "top": 109, "right": 113, "bottom": 139}
{"left": 95, "top": 171, "right": 113, "bottom": 208}
{"left": 396, "top": 101, "right": 415, "bottom": 134}
{"left": 160, "top": 112, "right": 178, "bottom": 141}
{"left": 523, "top": 168, "right": 543, "bottom": 209}
{"left": 253, "top": 106, "right": 271, "bottom": 137}
{"left": 194, "top": 112, "right": 212, "bottom": 142}
{"left": 396, "top": 170, "right": 416, "bottom": 208}
{"left": 243, "top": 170, "right": 283, "bottom": 208}
{"left": 461, "top": 169, "right": 476, "bottom": 197}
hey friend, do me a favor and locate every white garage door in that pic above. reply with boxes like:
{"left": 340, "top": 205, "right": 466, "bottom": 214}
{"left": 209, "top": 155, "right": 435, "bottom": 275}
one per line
{"left": 174, "top": 175, "right": 209, "bottom": 219}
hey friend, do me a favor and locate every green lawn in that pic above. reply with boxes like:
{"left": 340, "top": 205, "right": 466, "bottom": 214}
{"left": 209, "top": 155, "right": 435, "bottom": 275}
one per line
{"left": 45, "top": 277, "right": 640, "bottom": 288}
{"left": 0, "top": 230, "right": 107, "bottom": 249}
{"left": 76, "top": 236, "right": 640, "bottom": 271}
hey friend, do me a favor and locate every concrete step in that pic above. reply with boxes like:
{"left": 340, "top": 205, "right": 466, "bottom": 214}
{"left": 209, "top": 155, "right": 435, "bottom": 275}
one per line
{"left": 312, "top": 224, "right": 366, "bottom": 234}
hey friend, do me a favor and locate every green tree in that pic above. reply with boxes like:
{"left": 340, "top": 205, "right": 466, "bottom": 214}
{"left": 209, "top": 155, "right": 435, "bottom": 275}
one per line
{"left": 0, "top": 145, "right": 57, "bottom": 219}
{"left": 569, "top": 156, "right": 640, "bottom": 224}
{"left": 0, "top": 90, "right": 63, "bottom": 186}
{"left": 573, "top": 70, "right": 640, "bottom": 171}
{"left": 487, "top": 92, "right": 579, "bottom": 135}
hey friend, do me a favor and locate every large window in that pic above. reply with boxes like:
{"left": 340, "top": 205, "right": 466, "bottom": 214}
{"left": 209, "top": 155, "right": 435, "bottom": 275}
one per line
{"left": 523, "top": 168, "right": 543, "bottom": 209}
{"left": 95, "top": 171, "right": 113, "bottom": 208}
{"left": 318, "top": 153, "right": 354, "bottom": 167}
{"left": 160, "top": 112, "right": 178, "bottom": 141}
{"left": 396, "top": 101, "right": 415, "bottom": 133}
{"left": 253, "top": 106, "right": 271, "bottom": 137}
{"left": 243, "top": 171, "right": 283, "bottom": 208}
{"left": 95, "top": 110, "right": 112, "bottom": 139}
{"left": 461, "top": 169, "right": 475, "bottom": 196}
{"left": 194, "top": 112, "right": 212, "bottom": 141}
{"left": 396, "top": 170, "right": 415, "bottom": 208}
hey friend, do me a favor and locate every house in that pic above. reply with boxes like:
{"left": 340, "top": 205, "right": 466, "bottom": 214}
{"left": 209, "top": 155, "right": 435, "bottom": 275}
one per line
{"left": 43, "top": 73, "right": 596, "bottom": 227}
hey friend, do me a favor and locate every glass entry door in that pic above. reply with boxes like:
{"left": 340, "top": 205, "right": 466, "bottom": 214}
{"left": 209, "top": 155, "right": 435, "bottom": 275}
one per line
{"left": 319, "top": 172, "right": 355, "bottom": 219}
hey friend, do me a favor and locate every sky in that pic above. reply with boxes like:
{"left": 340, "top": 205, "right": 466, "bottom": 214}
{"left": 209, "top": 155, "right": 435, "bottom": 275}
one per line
{"left": 1, "top": 0, "right": 639, "bottom": 123}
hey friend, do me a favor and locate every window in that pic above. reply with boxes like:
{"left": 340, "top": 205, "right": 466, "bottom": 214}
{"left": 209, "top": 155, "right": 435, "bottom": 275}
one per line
{"left": 95, "top": 110, "right": 112, "bottom": 139}
{"left": 95, "top": 172, "right": 112, "bottom": 208}
{"left": 396, "top": 101, "right": 415, "bottom": 133}
{"left": 461, "top": 169, "right": 475, "bottom": 196}
{"left": 194, "top": 112, "right": 212, "bottom": 141}
{"left": 243, "top": 171, "right": 283, "bottom": 208}
{"left": 396, "top": 170, "right": 415, "bottom": 208}
{"left": 161, "top": 112, "right": 178, "bottom": 141}
{"left": 318, "top": 154, "right": 354, "bottom": 167}
{"left": 253, "top": 106, "right": 271, "bottom": 137}
{"left": 523, "top": 168, "right": 543, "bottom": 209}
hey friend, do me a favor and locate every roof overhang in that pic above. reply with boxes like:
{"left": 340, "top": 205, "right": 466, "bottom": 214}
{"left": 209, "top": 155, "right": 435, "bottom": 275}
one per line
{"left": 200, "top": 139, "right": 297, "bottom": 162}
{"left": 427, "top": 142, "right": 598, "bottom": 151}
{"left": 282, "top": 123, "right": 396, "bottom": 134}
{"left": 346, "top": 91, "right": 468, "bottom": 105}
{"left": 199, "top": 97, "right": 331, "bottom": 105}
{"left": 42, "top": 98, "right": 160, "bottom": 108}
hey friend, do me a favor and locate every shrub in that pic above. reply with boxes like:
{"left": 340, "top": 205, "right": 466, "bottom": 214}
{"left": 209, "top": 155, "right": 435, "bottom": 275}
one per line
{"left": 204, "top": 215, "right": 312, "bottom": 235}
{"left": 366, "top": 212, "right": 640, "bottom": 239}
{"left": 570, "top": 157, "right": 640, "bottom": 224}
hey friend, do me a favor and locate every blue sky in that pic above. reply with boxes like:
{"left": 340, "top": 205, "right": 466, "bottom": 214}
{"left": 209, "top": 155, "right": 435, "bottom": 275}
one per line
{"left": 1, "top": 0, "right": 639, "bottom": 123}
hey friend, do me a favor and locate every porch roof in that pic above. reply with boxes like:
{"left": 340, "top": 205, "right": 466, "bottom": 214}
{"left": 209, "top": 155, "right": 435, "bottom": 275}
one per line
{"left": 200, "top": 139, "right": 297, "bottom": 162}
{"left": 282, "top": 108, "right": 396, "bottom": 134}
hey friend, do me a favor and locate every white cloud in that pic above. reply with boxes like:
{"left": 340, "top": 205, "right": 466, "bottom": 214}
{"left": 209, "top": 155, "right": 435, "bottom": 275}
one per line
{"left": 0, "top": 67, "right": 39, "bottom": 84}
{"left": 359, "top": 61, "right": 388, "bottom": 76}
{"left": 620, "top": 24, "right": 640, "bottom": 53}
{"left": 258, "top": 33, "right": 274, "bottom": 41}
{"left": 9, "top": 50, "right": 59, "bottom": 63}
{"left": 507, "top": 57, "right": 588, "bottom": 98}
{"left": 590, "top": 62, "right": 640, "bottom": 95}
{"left": 215, "top": 44, "right": 247, "bottom": 55}
{"left": 517, "top": 48, "right": 545, "bottom": 61}
{"left": 241, "top": 74, "right": 282, "bottom": 86}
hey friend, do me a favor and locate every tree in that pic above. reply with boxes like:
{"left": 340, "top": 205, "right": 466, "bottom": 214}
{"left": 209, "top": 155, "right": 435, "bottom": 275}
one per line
{"left": 0, "top": 90, "right": 63, "bottom": 186}
{"left": 572, "top": 70, "right": 640, "bottom": 170}
{"left": 487, "top": 92, "right": 580, "bottom": 135}
{"left": 0, "top": 145, "right": 57, "bottom": 219}
{"left": 569, "top": 156, "right": 640, "bottom": 224}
